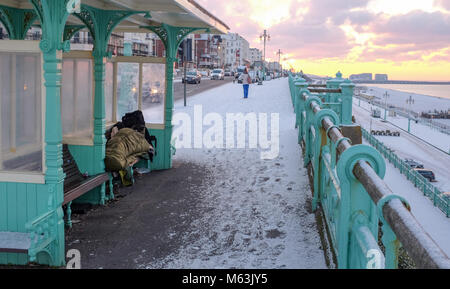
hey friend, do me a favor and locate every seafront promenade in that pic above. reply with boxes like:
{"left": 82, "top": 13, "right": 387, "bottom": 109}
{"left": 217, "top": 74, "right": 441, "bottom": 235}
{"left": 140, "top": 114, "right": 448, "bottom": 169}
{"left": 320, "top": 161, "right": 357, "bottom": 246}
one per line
{"left": 64, "top": 78, "right": 328, "bottom": 269}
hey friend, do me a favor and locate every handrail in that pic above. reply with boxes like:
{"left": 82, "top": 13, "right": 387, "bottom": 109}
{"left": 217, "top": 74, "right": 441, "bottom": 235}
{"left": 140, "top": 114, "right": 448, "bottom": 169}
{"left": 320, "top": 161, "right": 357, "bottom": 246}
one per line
{"left": 308, "top": 88, "right": 342, "bottom": 94}
{"left": 303, "top": 90, "right": 450, "bottom": 268}
{"left": 361, "top": 128, "right": 449, "bottom": 216}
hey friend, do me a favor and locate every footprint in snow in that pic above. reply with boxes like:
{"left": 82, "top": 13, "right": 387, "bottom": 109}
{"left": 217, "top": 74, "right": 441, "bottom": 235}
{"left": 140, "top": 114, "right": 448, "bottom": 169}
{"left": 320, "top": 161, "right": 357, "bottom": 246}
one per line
{"left": 265, "top": 229, "right": 287, "bottom": 239}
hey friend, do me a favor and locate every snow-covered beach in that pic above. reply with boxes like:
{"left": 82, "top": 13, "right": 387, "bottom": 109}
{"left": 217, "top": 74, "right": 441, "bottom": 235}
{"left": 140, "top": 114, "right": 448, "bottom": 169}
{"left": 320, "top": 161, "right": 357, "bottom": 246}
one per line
{"left": 361, "top": 85, "right": 450, "bottom": 114}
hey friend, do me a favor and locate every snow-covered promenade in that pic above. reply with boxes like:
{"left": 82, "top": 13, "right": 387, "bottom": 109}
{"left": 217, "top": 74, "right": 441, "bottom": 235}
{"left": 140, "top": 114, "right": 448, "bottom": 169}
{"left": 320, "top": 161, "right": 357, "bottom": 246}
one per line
{"left": 143, "top": 78, "right": 327, "bottom": 268}
{"left": 64, "top": 78, "right": 327, "bottom": 269}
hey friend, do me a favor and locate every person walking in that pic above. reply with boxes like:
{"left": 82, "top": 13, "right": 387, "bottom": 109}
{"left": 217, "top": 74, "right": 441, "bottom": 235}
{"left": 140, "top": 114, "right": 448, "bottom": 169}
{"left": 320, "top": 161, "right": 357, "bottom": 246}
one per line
{"left": 240, "top": 67, "right": 252, "bottom": 99}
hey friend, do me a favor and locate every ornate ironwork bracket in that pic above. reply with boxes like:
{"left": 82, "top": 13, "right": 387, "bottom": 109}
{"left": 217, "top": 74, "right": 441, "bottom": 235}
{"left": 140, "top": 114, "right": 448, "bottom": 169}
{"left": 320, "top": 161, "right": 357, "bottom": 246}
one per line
{"left": 63, "top": 24, "right": 85, "bottom": 42}
{"left": 74, "top": 4, "right": 147, "bottom": 57}
{"left": 142, "top": 24, "right": 207, "bottom": 59}
{"left": 0, "top": 5, "right": 37, "bottom": 40}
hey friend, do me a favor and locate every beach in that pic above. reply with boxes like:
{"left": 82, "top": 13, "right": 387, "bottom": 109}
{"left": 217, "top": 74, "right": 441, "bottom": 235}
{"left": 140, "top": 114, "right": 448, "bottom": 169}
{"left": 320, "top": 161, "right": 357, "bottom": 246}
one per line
{"left": 360, "top": 85, "right": 450, "bottom": 114}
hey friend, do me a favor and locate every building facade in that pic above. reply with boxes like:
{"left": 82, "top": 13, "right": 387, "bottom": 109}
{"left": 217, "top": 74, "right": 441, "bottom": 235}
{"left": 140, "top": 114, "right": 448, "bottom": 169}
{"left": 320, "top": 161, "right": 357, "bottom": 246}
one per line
{"left": 223, "top": 32, "right": 249, "bottom": 70}
{"left": 375, "top": 74, "right": 388, "bottom": 81}
{"left": 249, "top": 48, "right": 262, "bottom": 65}
{"left": 192, "top": 34, "right": 223, "bottom": 68}
{"left": 268, "top": 61, "right": 281, "bottom": 72}
{"left": 349, "top": 73, "right": 373, "bottom": 81}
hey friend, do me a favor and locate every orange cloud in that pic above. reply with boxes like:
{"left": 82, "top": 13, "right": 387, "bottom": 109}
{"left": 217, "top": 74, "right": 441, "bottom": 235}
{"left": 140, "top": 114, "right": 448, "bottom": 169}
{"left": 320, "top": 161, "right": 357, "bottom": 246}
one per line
{"left": 196, "top": 0, "right": 450, "bottom": 81}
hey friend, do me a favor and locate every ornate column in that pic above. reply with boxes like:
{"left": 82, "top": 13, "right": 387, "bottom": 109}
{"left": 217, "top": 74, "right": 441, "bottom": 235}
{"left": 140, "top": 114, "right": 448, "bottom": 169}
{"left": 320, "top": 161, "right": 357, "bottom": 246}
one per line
{"left": 29, "top": 0, "right": 74, "bottom": 267}
{"left": 143, "top": 24, "right": 203, "bottom": 169}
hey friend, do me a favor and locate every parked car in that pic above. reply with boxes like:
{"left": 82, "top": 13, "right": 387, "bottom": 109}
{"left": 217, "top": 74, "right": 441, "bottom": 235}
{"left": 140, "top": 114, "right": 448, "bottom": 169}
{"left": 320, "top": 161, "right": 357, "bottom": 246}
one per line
{"left": 413, "top": 168, "right": 436, "bottom": 182}
{"left": 224, "top": 69, "right": 232, "bottom": 77}
{"left": 404, "top": 159, "right": 424, "bottom": 169}
{"left": 199, "top": 70, "right": 209, "bottom": 77}
{"left": 182, "top": 71, "right": 202, "bottom": 84}
{"left": 211, "top": 69, "right": 225, "bottom": 80}
{"left": 142, "top": 81, "right": 163, "bottom": 103}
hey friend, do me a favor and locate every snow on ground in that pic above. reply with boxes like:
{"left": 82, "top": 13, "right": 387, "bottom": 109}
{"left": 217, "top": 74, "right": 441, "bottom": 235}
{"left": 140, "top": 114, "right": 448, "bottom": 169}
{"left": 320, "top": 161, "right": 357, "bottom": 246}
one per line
{"left": 362, "top": 86, "right": 450, "bottom": 113}
{"left": 353, "top": 103, "right": 450, "bottom": 256}
{"left": 353, "top": 100, "right": 450, "bottom": 193}
{"left": 434, "top": 119, "right": 450, "bottom": 127}
{"left": 355, "top": 98, "right": 450, "bottom": 153}
{"left": 140, "top": 78, "right": 327, "bottom": 269}
{"left": 362, "top": 138, "right": 450, "bottom": 256}
{"left": 143, "top": 102, "right": 164, "bottom": 124}
{"left": 388, "top": 117, "right": 450, "bottom": 153}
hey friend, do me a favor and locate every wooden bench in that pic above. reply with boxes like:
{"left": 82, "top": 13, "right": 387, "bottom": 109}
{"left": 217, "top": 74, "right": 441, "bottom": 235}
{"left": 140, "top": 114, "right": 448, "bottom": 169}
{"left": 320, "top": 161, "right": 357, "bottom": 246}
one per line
{"left": 62, "top": 145, "right": 111, "bottom": 227}
{"left": 0, "top": 147, "right": 112, "bottom": 263}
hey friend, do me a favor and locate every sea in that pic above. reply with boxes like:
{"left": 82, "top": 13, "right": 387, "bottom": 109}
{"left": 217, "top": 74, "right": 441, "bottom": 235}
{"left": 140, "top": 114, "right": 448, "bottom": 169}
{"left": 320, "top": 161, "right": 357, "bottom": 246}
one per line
{"left": 366, "top": 84, "right": 450, "bottom": 100}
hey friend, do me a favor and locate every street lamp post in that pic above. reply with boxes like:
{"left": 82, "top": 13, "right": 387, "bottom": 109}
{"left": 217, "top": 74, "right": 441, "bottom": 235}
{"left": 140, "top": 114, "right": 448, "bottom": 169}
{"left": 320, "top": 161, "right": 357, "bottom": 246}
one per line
{"left": 276, "top": 49, "right": 283, "bottom": 76}
{"left": 406, "top": 95, "right": 415, "bottom": 133}
{"left": 383, "top": 91, "right": 389, "bottom": 121}
{"left": 260, "top": 29, "right": 270, "bottom": 81}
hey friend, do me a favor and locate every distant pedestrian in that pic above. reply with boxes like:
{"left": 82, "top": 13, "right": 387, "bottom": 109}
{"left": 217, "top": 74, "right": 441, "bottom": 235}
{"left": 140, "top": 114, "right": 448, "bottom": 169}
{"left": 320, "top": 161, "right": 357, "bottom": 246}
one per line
{"left": 240, "top": 68, "right": 252, "bottom": 99}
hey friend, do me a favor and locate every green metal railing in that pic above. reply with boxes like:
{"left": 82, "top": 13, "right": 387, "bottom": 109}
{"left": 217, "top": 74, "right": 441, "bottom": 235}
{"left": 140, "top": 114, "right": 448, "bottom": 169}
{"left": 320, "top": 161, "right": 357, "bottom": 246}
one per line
{"left": 289, "top": 73, "right": 450, "bottom": 269}
{"left": 361, "top": 128, "right": 450, "bottom": 217}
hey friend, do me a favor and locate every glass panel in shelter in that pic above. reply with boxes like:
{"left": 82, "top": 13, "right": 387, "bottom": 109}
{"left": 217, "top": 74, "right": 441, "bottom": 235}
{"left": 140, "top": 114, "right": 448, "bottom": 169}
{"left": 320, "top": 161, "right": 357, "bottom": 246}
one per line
{"left": 142, "top": 63, "right": 166, "bottom": 124}
{"left": 61, "top": 58, "right": 94, "bottom": 139}
{"left": 105, "top": 61, "right": 114, "bottom": 123}
{"left": 116, "top": 62, "right": 139, "bottom": 120}
{"left": 0, "top": 52, "right": 42, "bottom": 173}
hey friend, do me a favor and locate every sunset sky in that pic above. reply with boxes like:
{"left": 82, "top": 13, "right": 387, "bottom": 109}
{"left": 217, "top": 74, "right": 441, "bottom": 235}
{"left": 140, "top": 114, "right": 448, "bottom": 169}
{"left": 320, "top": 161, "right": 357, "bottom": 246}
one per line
{"left": 197, "top": 0, "right": 450, "bottom": 81}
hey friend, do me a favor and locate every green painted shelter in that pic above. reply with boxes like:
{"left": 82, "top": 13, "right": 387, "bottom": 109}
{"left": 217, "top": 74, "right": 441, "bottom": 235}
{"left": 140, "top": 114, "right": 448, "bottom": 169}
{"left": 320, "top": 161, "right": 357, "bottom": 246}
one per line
{"left": 0, "top": 0, "right": 228, "bottom": 266}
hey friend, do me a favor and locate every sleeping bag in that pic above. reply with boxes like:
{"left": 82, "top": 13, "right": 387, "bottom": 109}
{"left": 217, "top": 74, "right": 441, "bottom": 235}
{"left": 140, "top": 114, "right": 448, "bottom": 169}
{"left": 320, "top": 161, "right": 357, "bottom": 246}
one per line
{"left": 105, "top": 128, "right": 151, "bottom": 171}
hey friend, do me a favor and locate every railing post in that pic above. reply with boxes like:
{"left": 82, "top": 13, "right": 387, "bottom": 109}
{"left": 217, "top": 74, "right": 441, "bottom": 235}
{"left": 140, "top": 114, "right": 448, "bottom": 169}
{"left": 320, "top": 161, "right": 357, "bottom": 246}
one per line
{"left": 340, "top": 80, "right": 355, "bottom": 125}
{"left": 294, "top": 79, "right": 308, "bottom": 130}
{"left": 311, "top": 109, "right": 340, "bottom": 211}
{"left": 377, "top": 195, "right": 410, "bottom": 268}
{"left": 336, "top": 145, "right": 386, "bottom": 268}
{"left": 326, "top": 71, "right": 345, "bottom": 103}
{"left": 303, "top": 95, "right": 322, "bottom": 167}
